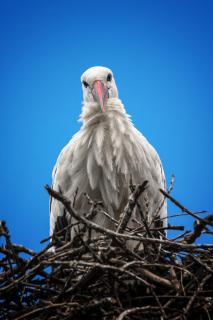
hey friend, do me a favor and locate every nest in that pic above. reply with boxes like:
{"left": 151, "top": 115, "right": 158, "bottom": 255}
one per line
{"left": 0, "top": 180, "right": 213, "bottom": 320}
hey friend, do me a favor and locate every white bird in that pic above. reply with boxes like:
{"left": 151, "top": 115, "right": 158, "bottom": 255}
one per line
{"left": 50, "top": 66, "right": 167, "bottom": 242}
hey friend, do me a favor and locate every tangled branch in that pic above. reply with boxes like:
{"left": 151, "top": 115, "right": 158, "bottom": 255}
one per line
{"left": 0, "top": 183, "right": 212, "bottom": 320}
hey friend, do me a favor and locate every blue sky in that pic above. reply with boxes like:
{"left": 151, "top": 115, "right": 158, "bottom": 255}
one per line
{"left": 0, "top": 0, "right": 212, "bottom": 249}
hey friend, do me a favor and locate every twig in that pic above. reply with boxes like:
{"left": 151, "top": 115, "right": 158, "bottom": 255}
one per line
{"left": 184, "top": 213, "right": 213, "bottom": 244}
{"left": 116, "top": 306, "right": 161, "bottom": 320}
{"left": 160, "top": 189, "right": 213, "bottom": 226}
{"left": 116, "top": 181, "right": 148, "bottom": 233}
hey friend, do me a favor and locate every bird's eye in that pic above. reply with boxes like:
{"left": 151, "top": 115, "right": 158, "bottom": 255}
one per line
{"left": 83, "top": 81, "right": 89, "bottom": 88}
{"left": 107, "top": 73, "right": 112, "bottom": 82}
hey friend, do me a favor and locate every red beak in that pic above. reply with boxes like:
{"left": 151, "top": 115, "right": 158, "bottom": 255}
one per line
{"left": 93, "top": 80, "right": 109, "bottom": 112}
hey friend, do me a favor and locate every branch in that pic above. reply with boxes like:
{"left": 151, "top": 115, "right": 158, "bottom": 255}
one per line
{"left": 116, "top": 181, "right": 148, "bottom": 233}
{"left": 184, "top": 213, "right": 213, "bottom": 244}
{"left": 160, "top": 189, "right": 213, "bottom": 226}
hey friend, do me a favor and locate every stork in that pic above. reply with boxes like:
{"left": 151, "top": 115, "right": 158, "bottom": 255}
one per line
{"left": 50, "top": 66, "right": 167, "bottom": 243}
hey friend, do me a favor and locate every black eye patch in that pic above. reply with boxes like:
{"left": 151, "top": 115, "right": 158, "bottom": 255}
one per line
{"left": 107, "top": 73, "right": 112, "bottom": 82}
{"left": 83, "top": 81, "right": 89, "bottom": 88}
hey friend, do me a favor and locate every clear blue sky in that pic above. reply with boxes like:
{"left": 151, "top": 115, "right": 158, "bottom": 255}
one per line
{"left": 0, "top": 0, "right": 212, "bottom": 249}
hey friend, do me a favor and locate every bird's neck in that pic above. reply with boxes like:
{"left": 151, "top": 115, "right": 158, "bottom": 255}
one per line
{"left": 80, "top": 98, "right": 127, "bottom": 123}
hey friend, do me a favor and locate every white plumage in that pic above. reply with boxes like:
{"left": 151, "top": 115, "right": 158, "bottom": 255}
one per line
{"left": 50, "top": 66, "right": 167, "bottom": 240}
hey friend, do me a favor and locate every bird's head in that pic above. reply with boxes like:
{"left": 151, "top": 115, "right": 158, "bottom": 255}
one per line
{"left": 81, "top": 66, "right": 118, "bottom": 113}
